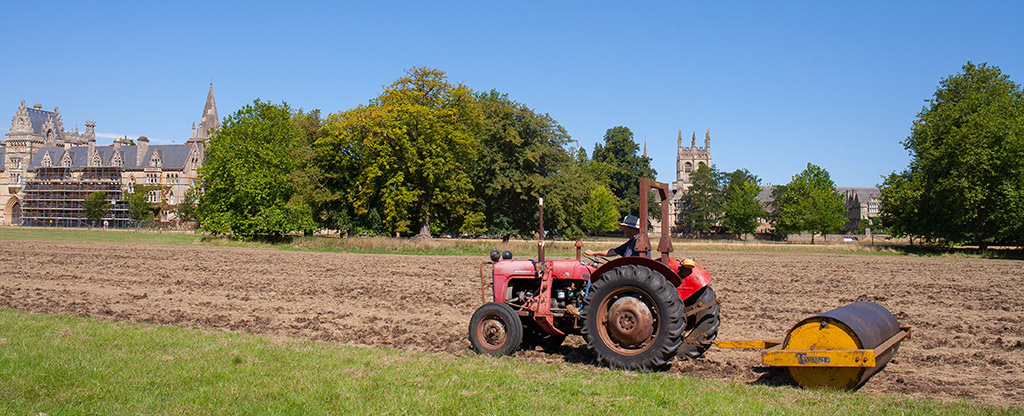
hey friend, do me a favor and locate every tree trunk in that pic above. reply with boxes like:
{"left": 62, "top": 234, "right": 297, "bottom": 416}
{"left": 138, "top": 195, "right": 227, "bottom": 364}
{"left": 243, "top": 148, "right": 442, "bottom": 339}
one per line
{"left": 416, "top": 222, "right": 431, "bottom": 239}
{"left": 811, "top": 233, "right": 815, "bottom": 244}
{"left": 414, "top": 202, "right": 432, "bottom": 240}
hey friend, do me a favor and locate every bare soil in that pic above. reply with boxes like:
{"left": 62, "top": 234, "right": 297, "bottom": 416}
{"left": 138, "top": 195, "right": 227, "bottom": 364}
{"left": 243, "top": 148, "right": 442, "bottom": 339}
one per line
{"left": 1, "top": 240, "right": 1021, "bottom": 407}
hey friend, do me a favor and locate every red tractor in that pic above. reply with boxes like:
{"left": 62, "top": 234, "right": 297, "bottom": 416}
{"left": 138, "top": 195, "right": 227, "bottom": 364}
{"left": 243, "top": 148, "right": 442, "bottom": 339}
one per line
{"left": 469, "top": 179, "right": 721, "bottom": 370}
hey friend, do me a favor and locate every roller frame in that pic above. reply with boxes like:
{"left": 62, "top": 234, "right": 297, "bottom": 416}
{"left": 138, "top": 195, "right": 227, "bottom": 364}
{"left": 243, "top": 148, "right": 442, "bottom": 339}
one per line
{"left": 713, "top": 326, "right": 911, "bottom": 368}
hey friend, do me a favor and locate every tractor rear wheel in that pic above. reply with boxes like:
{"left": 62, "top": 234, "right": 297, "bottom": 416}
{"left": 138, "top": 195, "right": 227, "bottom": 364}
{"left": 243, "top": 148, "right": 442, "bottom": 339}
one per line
{"left": 469, "top": 302, "right": 523, "bottom": 355}
{"left": 582, "top": 264, "right": 685, "bottom": 371}
{"left": 679, "top": 286, "right": 720, "bottom": 359}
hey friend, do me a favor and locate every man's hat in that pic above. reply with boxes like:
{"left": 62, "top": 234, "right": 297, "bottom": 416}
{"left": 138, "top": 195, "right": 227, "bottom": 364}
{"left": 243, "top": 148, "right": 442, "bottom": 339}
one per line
{"left": 619, "top": 215, "right": 640, "bottom": 229}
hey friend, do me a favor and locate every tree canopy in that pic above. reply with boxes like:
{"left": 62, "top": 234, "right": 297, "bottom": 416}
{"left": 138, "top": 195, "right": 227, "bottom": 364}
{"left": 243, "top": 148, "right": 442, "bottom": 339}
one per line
{"left": 721, "top": 169, "right": 765, "bottom": 238}
{"left": 197, "top": 100, "right": 316, "bottom": 237}
{"left": 592, "top": 126, "right": 656, "bottom": 218}
{"left": 881, "top": 62, "right": 1024, "bottom": 247}
{"left": 581, "top": 184, "right": 620, "bottom": 236}
{"left": 771, "top": 163, "right": 847, "bottom": 243}
{"left": 317, "top": 67, "right": 481, "bottom": 238}
{"left": 82, "top": 190, "right": 109, "bottom": 226}
{"left": 127, "top": 185, "right": 158, "bottom": 227}
{"left": 471, "top": 90, "right": 571, "bottom": 240}
{"left": 678, "top": 163, "right": 723, "bottom": 235}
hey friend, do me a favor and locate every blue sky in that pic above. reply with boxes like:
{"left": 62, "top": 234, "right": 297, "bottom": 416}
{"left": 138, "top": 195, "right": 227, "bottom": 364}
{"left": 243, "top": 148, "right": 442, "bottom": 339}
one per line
{"left": 3, "top": 1, "right": 1022, "bottom": 187}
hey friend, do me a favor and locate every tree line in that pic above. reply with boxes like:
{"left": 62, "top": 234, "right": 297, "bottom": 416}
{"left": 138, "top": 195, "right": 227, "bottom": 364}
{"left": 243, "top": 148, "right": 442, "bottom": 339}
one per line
{"left": 182, "top": 62, "right": 1023, "bottom": 247}
{"left": 676, "top": 162, "right": 847, "bottom": 242}
{"left": 187, "top": 68, "right": 658, "bottom": 240}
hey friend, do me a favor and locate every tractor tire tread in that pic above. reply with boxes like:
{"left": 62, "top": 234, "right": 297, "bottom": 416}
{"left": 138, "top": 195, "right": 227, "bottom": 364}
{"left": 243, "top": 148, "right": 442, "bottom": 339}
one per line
{"left": 679, "top": 286, "right": 721, "bottom": 359}
{"left": 581, "top": 264, "right": 685, "bottom": 371}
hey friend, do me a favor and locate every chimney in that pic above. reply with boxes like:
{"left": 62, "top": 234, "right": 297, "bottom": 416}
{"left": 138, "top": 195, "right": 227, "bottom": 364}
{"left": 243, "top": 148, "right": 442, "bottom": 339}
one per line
{"left": 84, "top": 121, "right": 96, "bottom": 141}
{"left": 137, "top": 136, "right": 149, "bottom": 164}
{"left": 87, "top": 125, "right": 96, "bottom": 166}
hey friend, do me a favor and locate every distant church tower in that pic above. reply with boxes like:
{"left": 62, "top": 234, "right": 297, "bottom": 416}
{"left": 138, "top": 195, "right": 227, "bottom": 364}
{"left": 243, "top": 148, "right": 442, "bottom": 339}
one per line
{"left": 669, "top": 130, "right": 712, "bottom": 228}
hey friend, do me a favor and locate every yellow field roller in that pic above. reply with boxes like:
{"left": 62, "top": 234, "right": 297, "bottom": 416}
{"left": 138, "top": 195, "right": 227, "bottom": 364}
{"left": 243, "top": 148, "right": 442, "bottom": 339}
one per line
{"left": 715, "top": 302, "right": 911, "bottom": 390}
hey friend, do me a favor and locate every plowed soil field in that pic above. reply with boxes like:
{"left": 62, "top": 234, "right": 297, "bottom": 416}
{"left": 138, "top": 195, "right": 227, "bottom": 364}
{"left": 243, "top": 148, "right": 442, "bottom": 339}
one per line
{"left": 1, "top": 240, "right": 1021, "bottom": 407}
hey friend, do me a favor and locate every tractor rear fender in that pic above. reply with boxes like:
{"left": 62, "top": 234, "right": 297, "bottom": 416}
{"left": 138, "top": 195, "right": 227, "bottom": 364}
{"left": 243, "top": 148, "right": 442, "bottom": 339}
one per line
{"left": 590, "top": 257, "right": 711, "bottom": 301}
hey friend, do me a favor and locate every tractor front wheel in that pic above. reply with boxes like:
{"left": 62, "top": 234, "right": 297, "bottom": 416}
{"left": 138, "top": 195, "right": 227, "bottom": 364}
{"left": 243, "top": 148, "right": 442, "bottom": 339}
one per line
{"left": 469, "top": 302, "right": 523, "bottom": 355}
{"left": 582, "top": 264, "right": 685, "bottom": 371}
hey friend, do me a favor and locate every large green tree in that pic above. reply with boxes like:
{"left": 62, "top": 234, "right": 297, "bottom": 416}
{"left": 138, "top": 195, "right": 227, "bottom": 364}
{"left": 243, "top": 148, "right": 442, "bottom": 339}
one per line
{"left": 318, "top": 67, "right": 481, "bottom": 238}
{"left": 82, "top": 190, "right": 110, "bottom": 227}
{"left": 471, "top": 90, "right": 571, "bottom": 240}
{"left": 678, "top": 163, "right": 724, "bottom": 235}
{"left": 771, "top": 163, "right": 846, "bottom": 243}
{"left": 721, "top": 169, "right": 766, "bottom": 239}
{"left": 881, "top": 62, "right": 1024, "bottom": 247}
{"left": 197, "top": 100, "right": 316, "bottom": 237}
{"left": 591, "top": 126, "right": 656, "bottom": 217}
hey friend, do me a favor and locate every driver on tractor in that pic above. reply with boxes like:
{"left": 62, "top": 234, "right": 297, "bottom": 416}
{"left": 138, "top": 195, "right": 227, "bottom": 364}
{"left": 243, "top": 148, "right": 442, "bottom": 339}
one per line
{"left": 584, "top": 215, "right": 650, "bottom": 258}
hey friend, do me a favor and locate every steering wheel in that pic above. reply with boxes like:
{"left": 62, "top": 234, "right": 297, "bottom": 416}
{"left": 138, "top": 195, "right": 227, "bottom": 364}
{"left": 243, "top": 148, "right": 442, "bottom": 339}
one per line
{"left": 581, "top": 252, "right": 607, "bottom": 266}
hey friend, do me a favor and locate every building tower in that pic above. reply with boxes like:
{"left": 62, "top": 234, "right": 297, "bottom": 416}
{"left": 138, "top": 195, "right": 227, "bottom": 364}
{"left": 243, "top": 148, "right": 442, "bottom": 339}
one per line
{"left": 669, "top": 129, "right": 712, "bottom": 228}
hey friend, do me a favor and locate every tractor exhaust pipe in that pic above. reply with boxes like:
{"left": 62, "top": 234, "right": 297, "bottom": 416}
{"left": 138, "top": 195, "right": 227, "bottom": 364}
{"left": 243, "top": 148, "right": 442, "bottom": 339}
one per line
{"left": 538, "top": 197, "right": 545, "bottom": 263}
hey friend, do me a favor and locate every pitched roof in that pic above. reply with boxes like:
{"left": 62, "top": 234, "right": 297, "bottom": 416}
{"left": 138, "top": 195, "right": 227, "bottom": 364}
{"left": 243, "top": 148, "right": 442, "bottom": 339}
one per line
{"left": 27, "top": 143, "right": 194, "bottom": 170}
{"left": 836, "top": 187, "right": 880, "bottom": 203}
{"left": 26, "top": 107, "right": 62, "bottom": 139}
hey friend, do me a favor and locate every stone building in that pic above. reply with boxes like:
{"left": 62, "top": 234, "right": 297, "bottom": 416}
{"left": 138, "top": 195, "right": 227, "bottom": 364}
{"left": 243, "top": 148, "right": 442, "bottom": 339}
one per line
{"left": 666, "top": 130, "right": 880, "bottom": 235}
{"left": 838, "top": 187, "right": 881, "bottom": 232}
{"left": 0, "top": 85, "right": 219, "bottom": 226}
{"left": 753, "top": 185, "right": 882, "bottom": 234}
{"left": 669, "top": 130, "right": 712, "bottom": 229}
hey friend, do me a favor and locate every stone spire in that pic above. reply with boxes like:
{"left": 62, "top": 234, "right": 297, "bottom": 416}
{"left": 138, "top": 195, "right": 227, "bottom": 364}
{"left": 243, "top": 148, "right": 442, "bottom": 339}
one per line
{"left": 196, "top": 83, "right": 220, "bottom": 140}
{"left": 677, "top": 130, "right": 682, "bottom": 148}
{"left": 691, "top": 132, "right": 696, "bottom": 148}
{"left": 705, "top": 129, "right": 710, "bottom": 151}
{"left": 643, "top": 138, "right": 648, "bottom": 158}
{"left": 9, "top": 100, "right": 32, "bottom": 134}
{"left": 54, "top": 106, "right": 65, "bottom": 136}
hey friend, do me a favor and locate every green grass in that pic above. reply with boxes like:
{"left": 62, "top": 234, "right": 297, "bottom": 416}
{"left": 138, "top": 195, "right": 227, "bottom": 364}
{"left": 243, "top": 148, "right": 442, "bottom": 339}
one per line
{"left": 0, "top": 227, "right": 201, "bottom": 246}
{"left": 2, "top": 226, "right": 1020, "bottom": 259}
{"left": 0, "top": 309, "right": 1013, "bottom": 415}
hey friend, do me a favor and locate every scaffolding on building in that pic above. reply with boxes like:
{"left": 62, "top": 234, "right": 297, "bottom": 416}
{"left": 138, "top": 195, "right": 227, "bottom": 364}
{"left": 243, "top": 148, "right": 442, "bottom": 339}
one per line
{"left": 20, "top": 167, "right": 133, "bottom": 228}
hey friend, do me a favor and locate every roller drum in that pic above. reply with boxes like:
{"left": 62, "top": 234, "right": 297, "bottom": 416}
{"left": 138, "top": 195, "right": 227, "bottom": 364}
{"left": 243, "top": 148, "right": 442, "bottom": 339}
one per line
{"left": 783, "top": 302, "right": 902, "bottom": 390}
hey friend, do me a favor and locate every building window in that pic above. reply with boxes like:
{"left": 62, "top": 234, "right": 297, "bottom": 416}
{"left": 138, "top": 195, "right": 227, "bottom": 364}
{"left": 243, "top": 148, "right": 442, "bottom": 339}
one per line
{"left": 684, "top": 162, "right": 692, "bottom": 173}
{"left": 42, "top": 158, "right": 52, "bottom": 167}
{"left": 62, "top": 157, "right": 72, "bottom": 167}
{"left": 147, "top": 190, "right": 159, "bottom": 203}
{"left": 147, "top": 173, "right": 159, "bottom": 184}
{"left": 12, "top": 158, "right": 22, "bottom": 169}
{"left": 13, "top": 173, "right": 21, "bottom": 183}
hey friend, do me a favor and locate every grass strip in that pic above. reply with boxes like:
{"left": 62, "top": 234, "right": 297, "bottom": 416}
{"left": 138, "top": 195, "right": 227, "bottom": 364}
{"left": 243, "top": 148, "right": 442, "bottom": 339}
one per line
{"left": 0, "top": 309, "right": 1012, "bottom": 415}
{"left": 2, "top": 227, "right": 1020, "bottom": 259}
